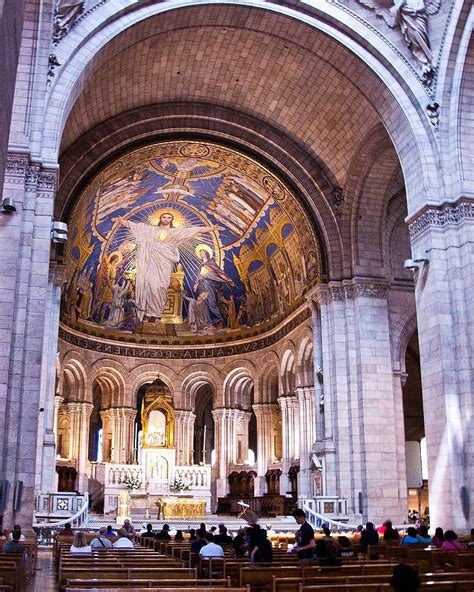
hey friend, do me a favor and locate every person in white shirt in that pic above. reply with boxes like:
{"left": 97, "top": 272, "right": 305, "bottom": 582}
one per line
{"left": 199, "top": 533, "right": 225, "bottom": 559}
{"left": 90, "top": 526, "right": 113, "bottom": 549}
{"left": 9, "top": 525, "right": 26, "bottom": 542}
{"left": 113, "top": 528, "right": 135, "bottom": 549}
{"left": 70, "top": 531, "right": 92, "bottom": 554}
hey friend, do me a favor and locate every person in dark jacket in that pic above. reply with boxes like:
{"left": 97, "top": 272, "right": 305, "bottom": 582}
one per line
{"left": 360, "top": 522, "right": 379, "bottom": 553}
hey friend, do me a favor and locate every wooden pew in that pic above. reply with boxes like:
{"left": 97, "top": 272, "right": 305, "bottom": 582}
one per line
{"left": 66, "top": 588, "right": 251, "bottom": 592}
{"left": 240, "top": 565, "right": 302, "bottom": 591}
{"left": 59, "top": 567, "right": 197, "bottom": 590}
{"left": 66, "top": 578, "right": 232, "bottom": 588}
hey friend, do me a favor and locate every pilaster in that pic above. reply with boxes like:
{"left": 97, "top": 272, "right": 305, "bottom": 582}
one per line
{"left": 174, "top": 410, "right": 195, "bottom": 466}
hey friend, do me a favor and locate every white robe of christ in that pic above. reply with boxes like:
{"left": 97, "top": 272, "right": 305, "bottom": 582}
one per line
{"left": 128, "top": 221, "right": 205, "bottom": 321}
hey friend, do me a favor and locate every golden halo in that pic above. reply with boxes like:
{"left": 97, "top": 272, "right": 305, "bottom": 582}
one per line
{"left": 195, "top": 243, "right": 213, "bottom": 258}
{"left": 148, "top": 208, "right": 186, "bottom": 227}
{"left": 107, "top": 250, "right": 123, "bottom": 266}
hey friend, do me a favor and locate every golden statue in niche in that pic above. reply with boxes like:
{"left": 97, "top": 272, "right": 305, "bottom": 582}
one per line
{"left": 141, "top": 381, "right": 175, "bottom": 448}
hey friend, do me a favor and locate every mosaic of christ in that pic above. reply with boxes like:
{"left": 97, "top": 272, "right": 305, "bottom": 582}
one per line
{"left": 63, "top": 141, "right": 322, "bottom": 340}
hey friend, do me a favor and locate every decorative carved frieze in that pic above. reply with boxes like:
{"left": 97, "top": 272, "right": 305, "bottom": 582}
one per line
{"left": 409, "top": 201, "right": 474, "bottom": 238}
{"left": 327, "top": 280, "right": 388, "bottom": 301}
{"left": 5, "top": 155, "right": 29, "bottom": 179}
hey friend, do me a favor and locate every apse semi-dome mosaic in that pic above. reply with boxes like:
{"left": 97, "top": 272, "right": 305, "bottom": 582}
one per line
{"left": 63, "top": 141, "right": 322, "bottom": 343}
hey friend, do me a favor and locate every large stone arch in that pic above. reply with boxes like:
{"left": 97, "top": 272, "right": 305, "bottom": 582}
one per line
{"left": 279, "top": 342, "right": 297, "bottom": 395}
{"left": 39, "top": 0, "right": 442, "bottom": 218}
{"left": 296, "top": 330, "right": 314, "bottom": 388}
{"left": 61, "top": 357, "right": 90, "bottom": 402}
{"left": 178, "top": 364, "right": 223, "bottom": 410}
{"left": 222, "top": 364, "right": 255, "bottom": 410}
{"left": 128, "top": 363, "right": 179, "bottom": 407}
{"left": 90, "top": 360, "right": 128, "bottom": 408}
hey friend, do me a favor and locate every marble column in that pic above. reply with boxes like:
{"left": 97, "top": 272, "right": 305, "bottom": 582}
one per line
{"left": 212, "top": 408, "right": 251, "bottom": 497}
{"left": 119, "top": 408, "right": 136, "bottom": 465}
{"left": 252, "top": 403, "right": 279, "bottom": 496}
{"left": 278, "top": 395, "right": 299, "bottom": 495}
{"left": 65, "top": 402, "right": 93, "bottom": 493}
{"left": 0, "top": 156, "right": 57, "bottom": 525}
{"left": 100, "top": 410, "right": 113, "bottom": 463}
{"left": 408, "top": 201, "right": 473, "bottom": 532}
{"left": 296, "top": 386, "right": 316, "bottom": 500}
{"left": 174, "top": 410, "right": 195, "bottom": 466}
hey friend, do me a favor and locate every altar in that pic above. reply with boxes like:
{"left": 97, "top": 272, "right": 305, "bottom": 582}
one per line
{"left": 160, "top": 496, "right": 207, "bottom": 520}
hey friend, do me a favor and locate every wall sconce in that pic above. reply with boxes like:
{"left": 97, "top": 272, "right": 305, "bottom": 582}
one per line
{"left": 1, "top": 197, "right": 16, "bottom": 214}
{"left": 51, "top": 221, "right": 68, "bottom": 243}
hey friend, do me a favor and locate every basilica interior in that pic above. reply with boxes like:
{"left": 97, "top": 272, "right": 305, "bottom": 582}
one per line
{"left": 0, "top": 0, "right": 472, "bottom": 547}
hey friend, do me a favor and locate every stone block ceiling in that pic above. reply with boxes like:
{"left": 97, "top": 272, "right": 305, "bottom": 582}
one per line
{"left": 63, "top": 140, "right": 322, "bottom": 343}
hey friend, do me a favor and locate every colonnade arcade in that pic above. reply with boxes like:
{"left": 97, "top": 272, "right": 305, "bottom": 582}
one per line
{"left": 55, "top": 325, "right": 319, "bottom": 515}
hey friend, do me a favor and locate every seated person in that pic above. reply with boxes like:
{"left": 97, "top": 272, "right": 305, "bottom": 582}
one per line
{"left": 432, "top": 527, "right": 444, "bottom": 548}
{"left": 199, "top": 532, "right": 224, "bottom": 559}
{"left": 390, "top": 563, "right": 420, "bottom": 592}
{"left": 141, "top": 523, "right": 156, "bottom": 538}
{"left": 383, "top": 520, "right": 400, "bottom": 542}
{"left": 3, "top": 530, "right": 24, "bottom": 553}
{"left": 155, "top": 524, "right": 171, "bottom": 540}
{"left": 360, "top": 522, "right": 379, "bottom": 553}
{"left": 467, "top": 528, "right": 474, "bottom": 549}
{"left": 113, "top": 528, "right": 135, "bottom": 548}
{"left": 70, "top": 531, "right": 92, "bottom": 554}
{"left": 214, "top": 524, "right": 233, "bottom": 545}
{"left": 8, "top": 525, "right": 26, "bottom": 542}
{"left": 250, "top": 526, "right": 273, "bottom": 563}
{"left": 122, "top": 519, "right": 136, "bottom": 539}
{"left": 105, "top": 525, "right": 116, "bottom": 537}
{"left": 318, "top": 540, "right": 342, "bottom": 567}
{"left": 338, "top": 535, "right": 357, "bottom": 559}
{"left": 191, "top": 529, "right": 208, "bottom": 552}
{"left": 188, "top": 528, "right": 197, "bottom": 541}
{"left": 315, "top": 525, "right": 333, "bottom": 559}
{"left": 441, "top": 530, "right": 462, "bottom": 551}
{"left": 232, "top": 528, "right": 246, "bottom": 557}
{"left": 90, "top": 527, "right": 113, "bottom": 549}
{"left": 174, "top": 530, "right": 184, "bottom": 542}
{"left": 417, "top": 525, "right": 432, "bottom": 544}
{"left": 401, "top": 527, "right": 422, "bottom": 545}
{"left": 57, "top": 522, "right": 75, "bottom": 538}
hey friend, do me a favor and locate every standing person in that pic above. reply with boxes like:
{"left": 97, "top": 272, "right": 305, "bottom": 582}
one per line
{"left": 90, "top": 527, "right": 113, "bottom": 549}
{"left": 290, "top": 509, "right": 316, "bottom": 561}
{"left": 360, "top": 522, "right": 379, "bottom": 553}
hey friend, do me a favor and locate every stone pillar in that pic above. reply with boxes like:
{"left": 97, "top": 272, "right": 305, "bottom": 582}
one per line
{"left": 65, "top": 402, "right": 93, "bottom": 493}
{"left": 212, "top": 408, "right": 229, "bottom": 498}
{"left": 233, "top": 410, "right": 252, "bottom": 465}
{"left": 296, "top": 386, "right": 315, "bottom": 500}
{"left": 53, "top": 395, "right": 64, "bottom": 449}
{"left": 408, "top": 201, "right": 473, "bottom": 532}
{"left": 307, "top": 281, "right": 407, "bottom": 524}
{"left": 0, "top": 156, "right": 57, "bottom": 526}
{"left": 278, "top": 395, "right": 299, "bottom": 494}
{"left": 119, "top": 408, "right": 136, "bottom": 465}
{"left": 174, "top": 410, "right": 195, "bottom": 466}
{"left": 253, "top": 403, "right": 279, "bottom": 496}
{"left": 100, "top": 410, "right": 113, "bottom": 462}
{"left": 35, "top": 264, "right": 65, "bottom": 495}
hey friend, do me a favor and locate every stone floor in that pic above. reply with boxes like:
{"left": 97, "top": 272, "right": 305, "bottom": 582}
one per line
{"left": 27, "top": 549, "right": 55, "bottom": 592}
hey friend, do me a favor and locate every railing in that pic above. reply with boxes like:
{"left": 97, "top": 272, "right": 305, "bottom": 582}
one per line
{"left": 33, "top": 492, "right": 89, "bottom": 546}
{"left": 174, "top": 465, "right": 211, "bottom": 489}
{"left": 106, "top": 464, "right": 144, "bottom": 486}
{"left": 302, "top": 499, "right": 408, "bottom": 532}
